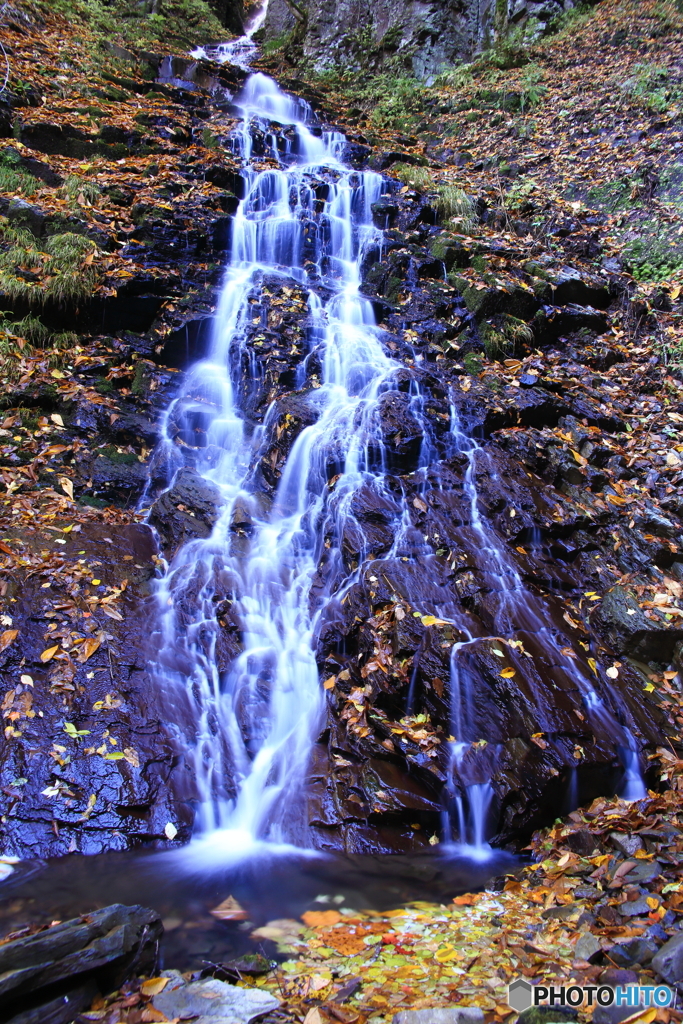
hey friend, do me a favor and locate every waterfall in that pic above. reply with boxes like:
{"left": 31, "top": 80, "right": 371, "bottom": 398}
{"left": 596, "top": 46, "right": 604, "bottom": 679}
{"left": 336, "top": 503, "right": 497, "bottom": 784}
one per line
{"left": 148, "top": 63, "right": 645, "bottom": 863}
{"left": 151, "top": 70, "right": 397, "bottom": 856}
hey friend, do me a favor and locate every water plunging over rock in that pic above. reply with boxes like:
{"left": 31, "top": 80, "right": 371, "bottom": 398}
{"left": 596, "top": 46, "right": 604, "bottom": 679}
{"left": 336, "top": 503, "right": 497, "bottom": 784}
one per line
{"left": 147, "top": 68, "right": 660, "bottom": 860}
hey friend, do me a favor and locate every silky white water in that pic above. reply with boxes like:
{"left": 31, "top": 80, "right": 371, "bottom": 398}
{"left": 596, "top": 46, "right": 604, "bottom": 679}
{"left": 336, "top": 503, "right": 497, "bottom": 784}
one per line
{"left": 152, "top": 70, "right": 402, "bottom": 856}
{"left": 148, "top": 66, "right": 644, "bottom": 864}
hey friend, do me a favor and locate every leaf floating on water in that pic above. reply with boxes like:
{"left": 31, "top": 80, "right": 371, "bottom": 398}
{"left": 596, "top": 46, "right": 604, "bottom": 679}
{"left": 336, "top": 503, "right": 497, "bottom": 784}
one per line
{"left": 210, "top": 895, "right": 248, "bottom": 920}
{"left": 301, "top": 909, "right": 342, "bottom": 928}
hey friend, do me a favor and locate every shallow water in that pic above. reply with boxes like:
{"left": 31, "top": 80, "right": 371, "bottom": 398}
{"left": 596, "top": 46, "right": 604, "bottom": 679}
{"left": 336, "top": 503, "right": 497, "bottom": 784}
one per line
{"left": 0, "top": 846, "right": 517, "bottom": 970}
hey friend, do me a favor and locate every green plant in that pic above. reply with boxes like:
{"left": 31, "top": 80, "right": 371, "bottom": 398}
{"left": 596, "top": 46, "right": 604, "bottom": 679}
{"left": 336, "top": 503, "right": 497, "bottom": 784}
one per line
{"left": 0, "top": 220, "right": 99, "bottom": 307}
{"left": 623, "top": 63, "right": 682, "bottom": 114}
{"left": 622, "top": 229, "right": 683, "bottom": 282}
{"left": 61, "top": 174, "right": 101, "bottom": 205}
{"left": 202, "top": 127, "right": 219, "bottom": 150}
{"left": 434, "top": 186, "right": 475, "bottom": 231}
{"left": 481, "top": 322, "right": 512, "bottom": 359}
{"left": 518, "top": 65, "right": 548, "bottom": 112}
{"left": 547, "top": 1, "right": 595, "bottom": 37}
{"left": 435, "top": 63, "right": 474, "bottom": 90}
{"left": 391, "top": 162, "right": 432, "bottom": 190}
{"left": 0, "top": 150, "right": 38, "bottom": 197}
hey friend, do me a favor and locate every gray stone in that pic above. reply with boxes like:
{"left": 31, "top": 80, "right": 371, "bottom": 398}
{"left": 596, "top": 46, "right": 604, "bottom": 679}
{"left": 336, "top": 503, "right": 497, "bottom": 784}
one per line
{"left": 652, "top": 931, "right": 683, "bottom": 984}
{"left": 590, "top": 585, "right": 683, "bottom": 660}
{"left": 619, "top": 897, "right": 657, "bottom": 918}
{"left": 393, "top": 1009, "right": 484, "bottom": 1024}
{"left": 624, "top": 861, "right": 662, "bottom": 884}
{"left": 153, "top": 977, "right": 280, "bottom": 1024}
{"left": 261, "top": 0, "right": 577, "bottom": 81}
{"left": 0, "top": 903, "right": 162, "bottom": 1001}
{"left": 609, "top": 832, "right": 643, "bottom": 858}
{"left": 574, "top": 932, "right": 602, "bottom": 962}
{"left": 7, "top": 198, "right": 45, "bottom": 236}
{"left": 609, "top": 938, "right": 659, "bottom": 967}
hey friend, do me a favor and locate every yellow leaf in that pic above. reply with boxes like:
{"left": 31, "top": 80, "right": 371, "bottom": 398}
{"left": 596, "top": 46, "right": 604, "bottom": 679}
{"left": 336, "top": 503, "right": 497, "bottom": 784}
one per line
{"left": 644, "top": 681, "right": 655, "bottom": 693}
{"left": 646, "top": 896, "right": 660, "bottom": 909}
{"left": 50, "top": 413, "right": 64, "bottom": 426}
{"left": 76, "top": 637, "right": 101, "bottom": 663}
{"left": 460, "top": 377, "right": 472, "bottom": 392}
{"left": 671, "top": 285, "right": 681, "bottom": 301}
{"left": 323, "top": 676, "right": 336, "bottom": 690}
{"left": 59, "top": 476, "right": 74, "bottom": 500}
{"left": 50, "top": 369, "right": 65, "bottom": 379}
{"left": 421, "top": 614, "right": 438, "bottom": 626}
{"left": 435, "top": 944, "right": 459, "bottom": 963}
{"left": 40, "top": 644, "right": 60, "bottom": 663}
{"left": 141, "top": 977, "right": 169, "bottom": 997}
{"left": 91, "top": 579, "right": 101, "bottom": 586}
{"left": 587, "top": 658, "right": 597, "bottom": 674}
{"left": 499, "top": 667, "right": 516, "bottom": 678}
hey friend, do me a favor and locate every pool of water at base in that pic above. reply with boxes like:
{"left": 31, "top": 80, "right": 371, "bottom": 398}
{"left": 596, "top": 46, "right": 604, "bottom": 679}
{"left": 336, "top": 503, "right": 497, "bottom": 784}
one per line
{"left": 0, "top": 846, "right": 519, "bottom": 971}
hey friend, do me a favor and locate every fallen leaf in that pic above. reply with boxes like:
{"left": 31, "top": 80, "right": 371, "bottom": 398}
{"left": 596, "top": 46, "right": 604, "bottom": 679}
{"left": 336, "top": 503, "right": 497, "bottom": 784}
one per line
{"left": 0, "top": 629, "right": 18, "bottom": 653}
{"left": 76, "top": 637, "right": 101, "bottom": 663}
{"left": 302, "top": 909, "right": 342, "bottom": 928}
{"left": 211, "top": 895, "right": 249, "bottom": 920}
{"left": 140, "top": 977, "right": 169, "bottom": 997}
{"left": 59, "top": 477, "right": 74, "bottom": 500}
{"left": 40, "top": 644, "right": 60, "bottom": 663}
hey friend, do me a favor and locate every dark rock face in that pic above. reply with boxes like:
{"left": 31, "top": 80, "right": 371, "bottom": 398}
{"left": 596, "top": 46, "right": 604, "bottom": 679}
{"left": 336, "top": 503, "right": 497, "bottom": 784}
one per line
{"left": 0, "top": 904, "right": 161, "bottom": 1024}
{"left": 149, "top": 468, "right": 223, "bottom": 557}
{"left": 262, "top": 0, "right": 582, "bottom": 78}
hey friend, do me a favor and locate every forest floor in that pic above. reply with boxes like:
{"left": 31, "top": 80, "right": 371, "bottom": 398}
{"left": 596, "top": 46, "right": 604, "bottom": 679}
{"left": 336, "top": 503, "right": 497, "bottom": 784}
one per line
{"left": 1, "top": 1, "right": 683, "bottom": 1023}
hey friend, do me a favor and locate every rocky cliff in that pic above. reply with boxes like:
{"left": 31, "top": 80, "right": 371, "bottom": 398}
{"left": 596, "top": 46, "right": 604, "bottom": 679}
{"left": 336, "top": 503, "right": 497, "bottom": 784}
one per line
{"left": 262, "top": 0, "right": 584, "bottom": 79}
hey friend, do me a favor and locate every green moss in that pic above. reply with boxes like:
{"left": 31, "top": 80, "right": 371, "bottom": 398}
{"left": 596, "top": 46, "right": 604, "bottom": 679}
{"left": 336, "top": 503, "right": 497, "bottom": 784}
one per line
{"left": 34, "top": 0, "right": 226, "bottom": 51}
{"left": 463, "top": 352, "right": 483, "bottom": 375}
{"left": 131, "top": 360, "right": 149, "bottom": 396}
{"left": 95, "top": 379, "right": 115, "bottom": 395}
{"left": 100, "top": 445, "right": 138, "bottom": 464}
{"left": 0, "top": 151, "right": 39, "bottom": 197}
{"left": 434, "top": 186, "right": 475, "bottom": 231}
{"left": 481, "top": 322, "right": 512, "bottom": 359}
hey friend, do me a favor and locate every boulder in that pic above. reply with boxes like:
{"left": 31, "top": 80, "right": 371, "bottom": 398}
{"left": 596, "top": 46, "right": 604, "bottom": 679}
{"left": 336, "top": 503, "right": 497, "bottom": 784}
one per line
{"left": 393, "top": 1010, "right": 484, "bottom": 1024}
{"left": 652, "top": 930, "right": 683, "bottom": 984}
{"left": 148, "top": 467, "right": 222, "bottom": 557}
{"left": 1, "top": 904, "right": 162, "bottom": 1024}
{"left": 590, "top": 586, "right": 683, "bottom": 661}
{"left": 153, "top": 976, "right": 279, "bottom": 1024}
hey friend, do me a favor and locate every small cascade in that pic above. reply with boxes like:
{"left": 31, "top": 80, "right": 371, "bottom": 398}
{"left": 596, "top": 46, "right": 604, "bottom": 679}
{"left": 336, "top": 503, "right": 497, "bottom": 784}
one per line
{"left": 192, "top": 0, "right": 271, "bottom": 69}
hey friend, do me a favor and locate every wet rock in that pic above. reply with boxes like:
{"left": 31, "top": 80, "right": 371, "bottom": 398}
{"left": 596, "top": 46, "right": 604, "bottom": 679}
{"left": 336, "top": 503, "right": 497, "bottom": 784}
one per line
{"left": 564, "top": 830, "right": 601, "bottom": 857}
{"left": 7, "top": 198, "right": 45, "bottom": 235}
{"left": 574, "top": 931, "right": 602, "bottom": 962}
{"left": 590, "top": 586, "right": 683, "bottom": 661}
{"left": 393, "top": 1010, "right": 484, "bottom": 1024}
{"left": 0, "top": 904, "right": 162, "bottom": 1020}
{"left": 535, "top": 303, "right": 608, "bottom": 340}
{"left": 552, "top": 266, "right": 610, "bottom": 309}
{"left": 593, "top": 1007, "right": 645, "bottom": 1024}
{"left": 619, "top": 897, "right": 655, "bottom": 917}
{"left": 149, "top": 467, "right": 222, "bottom": 557}
{"left": 609, "top": 832, "right": 644, "bottom": 857}
{"left": 609, "top": 937, "right": 659, "bottom": 967}
{"left": 152, "top": 976, "right": 279, "bottom": 1023}
{"left": 599, "top": 968, "right": 639, "bottom": 986}
{"left": 651, "top": 930, "right": 683, "bottom": 984}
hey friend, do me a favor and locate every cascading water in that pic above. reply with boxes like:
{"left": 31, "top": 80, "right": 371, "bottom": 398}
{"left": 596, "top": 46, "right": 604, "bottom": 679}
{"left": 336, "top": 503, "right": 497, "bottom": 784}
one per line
{"left": 151, "top": 70, "right": 406, "bottom": 856}
{"left": 148, "top": 59, "right": 645, "bottom": 863}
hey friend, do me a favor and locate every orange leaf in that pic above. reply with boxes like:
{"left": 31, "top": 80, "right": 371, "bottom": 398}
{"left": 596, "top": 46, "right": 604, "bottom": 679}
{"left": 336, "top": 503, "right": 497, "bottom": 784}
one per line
{"left": 0, "top": 629, "right": 18, "bottom": 653}
{"left": 452, "top": 894, "right": 476, "bottom": 905}
{"left": 301, "top": 909, "right": 342, "bottom": 928}
{"left": 40, "top": 645, "right": 60, "bottom": 663}
{"left": 76, "top": 637, "right": 101, "bottom": 663}
{"left": 140, "top": 977, "right": 169, "bottom": 997}
{"left": 210, "top": 895, "right": 248, "bottom": 920}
